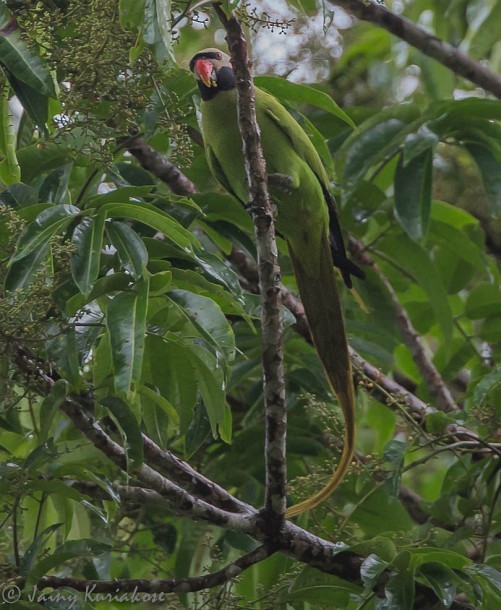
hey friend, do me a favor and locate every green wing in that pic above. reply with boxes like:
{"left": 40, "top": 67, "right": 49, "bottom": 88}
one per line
{"left": 257, "top": 88, "right": 331, "bottom": 188}
{"left": 206, "top": 144, "right": 244, "bottom": 204}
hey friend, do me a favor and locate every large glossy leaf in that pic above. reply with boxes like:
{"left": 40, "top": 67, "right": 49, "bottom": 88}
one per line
{"left": 0, "top": 6, "right": 56, "bottom": 98}
{"left": 119, "top": 0, "right": 147, "bottom": 29}
{"left": 143, "top": 0, "right": 172, "bottom": 62}
{"left": 24, "top": 539, "right": 110, "bottom": 588}
{"left": 187, "top": 344, "right": 226, "bottom": 438}
{"left": 168, "top": 289, "right": 236, "bottom": 362}
{"left": 464, "top": 282, "right": 501, "bottom": 319}
{"left": 106, "top": 277, "right": 149, "bottom": 395}
{"left": 255, "top": 75, "right": 356, "bottom": 129}
{"left": 462, "top": 0, "right": 501, "bottom": 59}
{"left": 10, "top": 204, "right": 80, "bottom": 263}
{"left": 3, "top": 67, "right": 49, "bottom": 136}
{"left": 106, "top": 220, "right": 148, "bottom": 278}
{"left": 394, "top": 148, "right": 432, "bottom": 242}
{"left": 70, "top": 213, "right": 106, "bottom": 295}
{"left": 0, "top": 86, "right": 20, "bottom": 185}
{"left": 14, "top": 143, "right": 73, "bottom": 182}
{"left": 101, "top": 396, "right": 143, "bottom": 468}
{"left": 100, "top": 202, "right": 199, "bottom": 252}
{"left": 378, "top": 234, "right": 453, "bottom": 344}
{"left": 341, "top": 117, "right": 408, "bottom": 200}
{"left": 65, "top": 272, "right": 131, "bottom": 316}
{"left": 171, "top": 268, "right": 249, "bottom": 318}
{"left": 465, "top": 143, "right": 501, "bottom": 217}
{"left": 385, "top": 571, "right": 414, "bottom": 610}
{"left": 4, "top": 243, "right": 49, "bottom": 291}
{"left": 143, "top": 335, "right": 197, "bottom": 433}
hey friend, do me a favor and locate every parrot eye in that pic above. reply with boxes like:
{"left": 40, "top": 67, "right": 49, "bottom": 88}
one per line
{"left": 215, "top": 52, "right": 222, "bottom": 60}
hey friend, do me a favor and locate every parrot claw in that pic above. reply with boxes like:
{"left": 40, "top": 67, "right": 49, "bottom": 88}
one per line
{"left": 268, "top": 173, "right": 294, "bottom": 195}
{"left": 245, "top": 201, "right": 276, "bottom": 219}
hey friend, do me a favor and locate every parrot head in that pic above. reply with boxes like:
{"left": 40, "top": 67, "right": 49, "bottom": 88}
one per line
{"left": 190, "top": 49, "right": 235, "bottom": 100}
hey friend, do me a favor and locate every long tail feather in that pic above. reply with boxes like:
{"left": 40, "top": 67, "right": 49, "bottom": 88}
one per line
{"left": 285, "top": 232, "right": 356, "bottom": 518}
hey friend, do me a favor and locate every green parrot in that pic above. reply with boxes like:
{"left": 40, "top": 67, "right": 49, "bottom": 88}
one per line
{"left": 190, "top": 49, "right": 364, "bottom": 518}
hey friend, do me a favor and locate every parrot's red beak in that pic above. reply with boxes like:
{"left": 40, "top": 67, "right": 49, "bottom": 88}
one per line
{"left": 194, "top": 59, "right": 217, "bottom": 88}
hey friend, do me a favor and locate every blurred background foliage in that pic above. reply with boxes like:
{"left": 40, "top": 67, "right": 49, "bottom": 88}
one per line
{"left": 0, "top": 0, "right": 500, "bottom": 608}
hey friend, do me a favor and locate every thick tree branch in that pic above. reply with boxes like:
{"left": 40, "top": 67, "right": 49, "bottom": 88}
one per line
{"left": 332, "top": 0, "right": 501, "bottom": 99}
{"left": 124, "top": 135, "right": 198, "bottom": 195}
{"left": 35, "top": 545, "right": 271, "bottom": 594}
{"left": 11, "top": 344, "right": 252, "bottom": 533}
{"left": 141, "top": 434, "right": 252, "bottom": 514}
{"left": 214, "top": 3, "right": 288, "bottom": 524}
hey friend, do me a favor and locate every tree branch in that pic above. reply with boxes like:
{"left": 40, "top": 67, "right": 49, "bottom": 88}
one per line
{"left": 213, "top": 3, "right": 288, "bottom": 525}
{"left": 35, "top": 545, "right": 271, "bottom": 594}
{"left": 124, "top": 135, "right": 198, "bottom": 195}
{"left": 11, "top": 343, "right": 252, "bottom": 533}
{"left": 349, "top": 238, "right": 459, "bottom": 413}
{"left": 331, "top": 0, "right": 501, "bottom": 99}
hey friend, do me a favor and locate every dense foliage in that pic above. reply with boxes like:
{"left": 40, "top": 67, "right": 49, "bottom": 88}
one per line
{"left": 0, "top": 0, "right": 500, "bottom": 608}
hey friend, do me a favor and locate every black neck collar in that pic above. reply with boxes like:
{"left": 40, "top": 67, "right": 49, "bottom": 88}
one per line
{"left": 197, "top": 66, "right": 235, "bottom": 101}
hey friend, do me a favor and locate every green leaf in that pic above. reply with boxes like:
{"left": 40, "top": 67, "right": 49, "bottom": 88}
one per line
{"left": 255, "top": 76, "right": 356, "bottom": 130}
{"left": 385, "top": 571, "right": 414, "bottom": 610}
{"left": 0, "top": 6, "right": 57, "bottom": 97}
{"left": 379, "top": 234, "right": 453, "bottom": 344}
{"left": 341, "top": 118, "right": 407, "bottom": 199}
{"left": 473, "top": 367, "right": 501, "bottom": 407}
{"left": 143, "top": 0, "right": 172, "bottom": 63}
{"left": 100, "top": 202, "right": 199, "bottom": 252}
{"left": 70, "top": 212, "right": 106, "bottom": 295}
{"left": 39, "top": 379, "right": 70, "bottom": 441}
{"left": 430, "top": 218, "right": 486, "bottom": 270}
{"left": 101, "top": 396, "right": 143, "bottom": 468}
{"left": 3, "top": 68, "right": 49, "bottom": 136}
{"left": 394, "top": 148, "right": 433, "bottom": 241}
{"left": 168, "top": 289, "right": 235, "bottom": 362}
{"left": 463, "top": 0, "right": 501, "bottom": 59}
{"left": 419, "top": 563, "right": 456, "bottom": 607}
{"left": 360, "top": 554, "right": 389, "bottom": 589}
{"left": 194, "top": 250, "right": 243, "bottom": 296}
{"left": 465, "top": 282, "right": 501, "bottom": 319}
{"left": 149, "top": 270, "right": 172, "bottom": 296}
{"left": 351, "top": 537, "right": 396, "bottom": 563}
{"left": 106, "top": 220, "right": 148, "bottom": 278}
{"left": 465, "top": 564, "right": 501, "bottom": 594}
{"left": 15, "top": 143, "right": 73, "bottom": 182}
{"left": 65, "top": 272, "right": 131, "bottom": 315}
{"left": 143, "top": 335, "right": 197, "bottom": 433}
{"left": 402, "top": 125, "right": 439, "bottom": 166}
{"left": 106, "top": 277, "right": 149, "bottom": 395}
{"left": 170, "top": 268, "right": 248, "bottom": 318}
{"left": 466, "top": 143, "right": 501, "bottom": 217}
{"left": 25, "top": 539, "right": 110, "bottom": 587}
{"left": 187, "top": 344, "right": 226, "bottom": 438}
{"left": 137, "top": 384, "right": 180, "bottom": 427}
{"left": 39, "top": 164, "right": 72, "bottom": 204}
{"left": 119, "top": 0, "right": 146, "bottom": 29}
{"left": 4, "top": 243, "right": 48, "bottom": 291}
{"left": 0, "top": 85, "right": 20, "bottom": 184}
{"left": 20, "top": 523, "right": 62, "bottom": 577}
{"left": 285, "top": 566, "right": 360, "bottom": 606}
{"left": 10, "top": 204, "right": 80, "bottom": 263}
{"left": 185, "top": 399, "right": 211, "bottom": 457}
